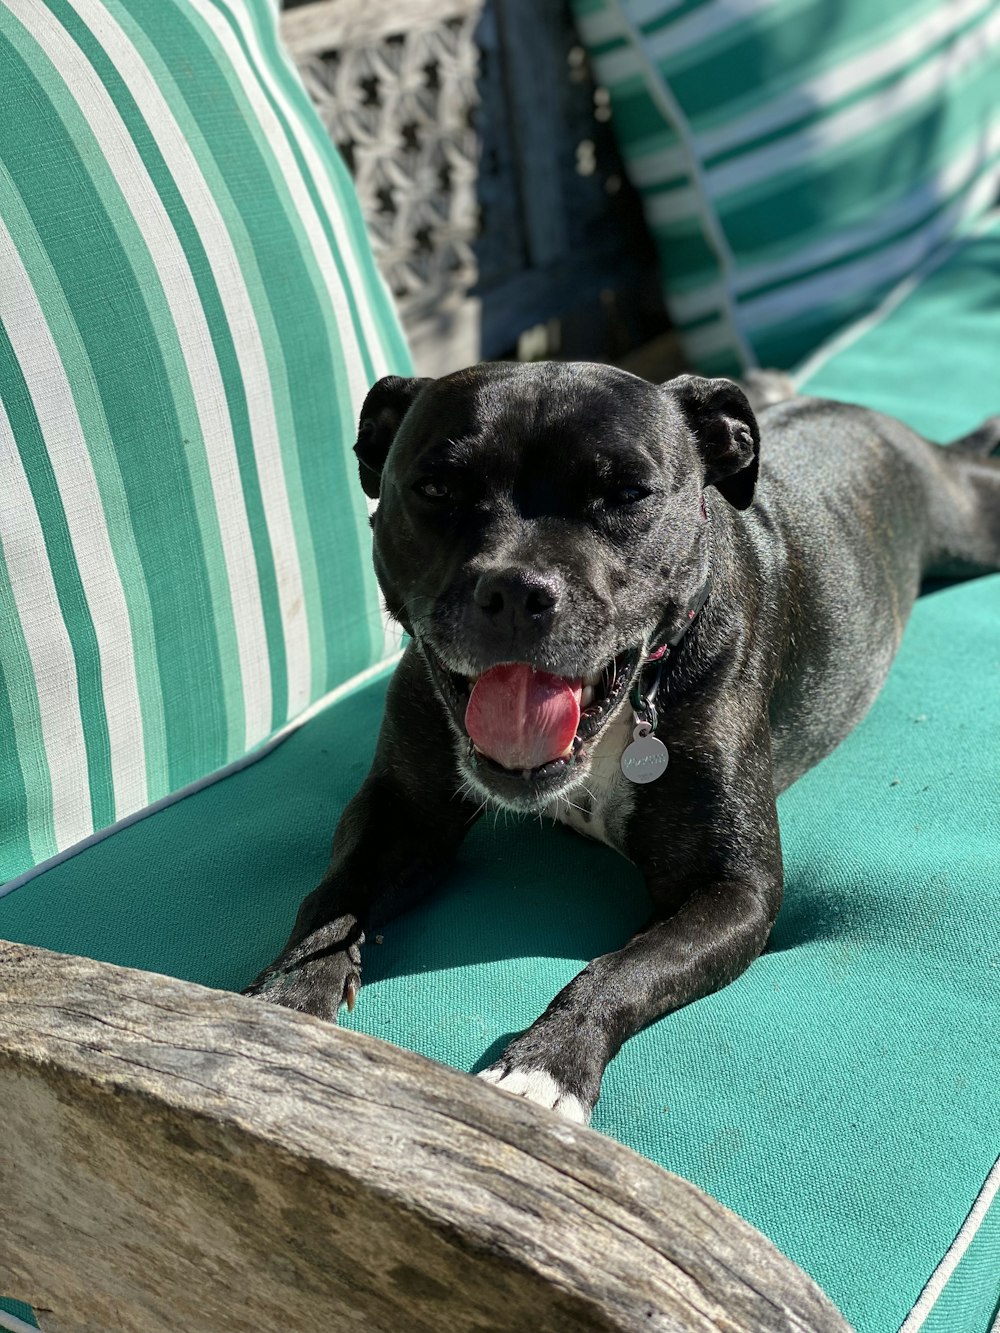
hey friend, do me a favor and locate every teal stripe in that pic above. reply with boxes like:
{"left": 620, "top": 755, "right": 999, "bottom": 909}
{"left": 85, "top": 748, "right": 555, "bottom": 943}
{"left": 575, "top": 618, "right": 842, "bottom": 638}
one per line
{"left": 645, "top": 0, "right": 825, "bottom": 71}
{"left": 0, "top": 12, "right": 234, "bottom": 787}
{"left": 598, "top": 82, "right": 672, "bottom": 151}
{"left": 0, "top": 322, "right": 114, "bottom": 833}
{"left": 0, "top": 538, "right": 52, "bottom": 876}
{"left": 638, "top": 0, "right": 706, "bottom": 38}
{"left": 0, "top": 161, "right": 167, "bottom": 807}
{"left": 687, "top": 346, "right": 744, "bottom": 378}
{"left": 45, "top": 0, "right": 287, "bottom": 734}
{"left": 655, "top": 228, "right": 716, "bottom": 288}
{"left": 105, "top": 0, "right": 329, "bottom": 711}
{"left": 177, "top": 0, "right": 386, "bottom": 681}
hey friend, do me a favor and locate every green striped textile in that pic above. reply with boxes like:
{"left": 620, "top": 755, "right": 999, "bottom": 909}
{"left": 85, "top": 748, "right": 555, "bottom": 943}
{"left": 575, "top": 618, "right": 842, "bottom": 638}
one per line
{"left": 0, "top": 0, "right": 410, "bottom": 887}
{"left": 571, "top": 0, "right": 1000, "bottom": 375}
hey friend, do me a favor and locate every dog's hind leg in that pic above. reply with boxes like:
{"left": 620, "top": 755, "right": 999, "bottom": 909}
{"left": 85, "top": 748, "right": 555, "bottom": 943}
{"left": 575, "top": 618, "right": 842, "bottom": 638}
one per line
{"left": 950, "top": 414, "right": 1000, "bottom": 457}
{"left": 925, "top": 419, "right": 1000, "bottom": 576}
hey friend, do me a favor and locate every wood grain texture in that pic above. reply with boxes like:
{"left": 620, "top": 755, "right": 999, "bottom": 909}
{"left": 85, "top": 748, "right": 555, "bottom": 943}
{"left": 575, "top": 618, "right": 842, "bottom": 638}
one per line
{"left": 0, "top": 942, "right": 854, "bottom": 1333}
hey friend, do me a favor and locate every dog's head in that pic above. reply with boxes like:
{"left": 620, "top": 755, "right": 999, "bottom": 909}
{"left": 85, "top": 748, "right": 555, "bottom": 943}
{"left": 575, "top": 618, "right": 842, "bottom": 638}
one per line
{"left": 355, "top": 362, "right": 758, "bottom": 811}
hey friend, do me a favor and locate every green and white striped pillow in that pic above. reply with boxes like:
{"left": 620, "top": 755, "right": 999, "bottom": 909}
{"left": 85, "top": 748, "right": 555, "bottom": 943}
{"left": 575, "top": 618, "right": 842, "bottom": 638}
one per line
{"left": 0, "top": 0, "right": 410, "bottom": 886}
{"left": 571, "top": 0, "right": 1000, "bottom": 374}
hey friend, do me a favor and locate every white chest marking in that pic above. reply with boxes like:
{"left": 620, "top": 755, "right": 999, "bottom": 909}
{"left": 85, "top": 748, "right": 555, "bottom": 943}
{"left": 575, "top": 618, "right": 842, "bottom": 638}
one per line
{"left": 545, "top": 708, "right": 637, "bottom": 849}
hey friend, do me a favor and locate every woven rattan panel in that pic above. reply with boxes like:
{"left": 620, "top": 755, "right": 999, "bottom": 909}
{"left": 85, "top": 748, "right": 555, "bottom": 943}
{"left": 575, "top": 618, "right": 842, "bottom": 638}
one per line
{"left": 281, "top": 0, "right": 669, "bottom": 374}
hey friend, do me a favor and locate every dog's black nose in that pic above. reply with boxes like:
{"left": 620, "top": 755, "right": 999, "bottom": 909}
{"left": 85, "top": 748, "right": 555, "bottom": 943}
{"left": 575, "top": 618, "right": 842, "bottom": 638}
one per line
{"left": 474, "top": 568, "right": 561, "bottom": 633}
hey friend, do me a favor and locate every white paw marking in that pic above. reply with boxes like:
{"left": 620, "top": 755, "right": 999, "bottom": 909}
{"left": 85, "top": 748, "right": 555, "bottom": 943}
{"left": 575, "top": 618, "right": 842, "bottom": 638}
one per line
{"left": 478, "top": 1065, "right": 590, "bottom": 1124}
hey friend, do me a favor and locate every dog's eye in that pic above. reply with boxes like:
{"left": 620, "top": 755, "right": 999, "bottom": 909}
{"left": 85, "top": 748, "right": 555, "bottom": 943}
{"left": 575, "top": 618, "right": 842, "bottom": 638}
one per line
{"left": 611, "top": 485, "right": 652, "bottom": 506}
{"left": 415, "top": 478, "right": 451, "bottom": 500}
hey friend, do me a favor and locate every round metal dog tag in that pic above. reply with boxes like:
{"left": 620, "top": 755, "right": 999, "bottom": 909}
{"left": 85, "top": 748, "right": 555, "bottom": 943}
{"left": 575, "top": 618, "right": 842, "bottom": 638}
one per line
{"left": 620, "top": 723, "right": 669, "bottom": 784}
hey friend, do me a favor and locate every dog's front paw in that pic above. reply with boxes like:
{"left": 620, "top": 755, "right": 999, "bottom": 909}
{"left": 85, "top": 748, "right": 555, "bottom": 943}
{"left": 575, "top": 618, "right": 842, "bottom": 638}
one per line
{"left": 477, "top": 1062, "right": 591, "bottom": 1125}
{"left": 243, "top": 916, "right": 362, "bottom": 1022}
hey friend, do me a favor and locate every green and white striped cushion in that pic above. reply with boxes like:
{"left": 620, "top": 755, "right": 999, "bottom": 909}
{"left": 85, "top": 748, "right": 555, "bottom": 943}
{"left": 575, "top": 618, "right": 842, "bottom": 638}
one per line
{"left": 0, "top": 0, "right": 410, "bottom": 886}
{"left": 571, "top": 0, "right": 1000, "bottom": 374}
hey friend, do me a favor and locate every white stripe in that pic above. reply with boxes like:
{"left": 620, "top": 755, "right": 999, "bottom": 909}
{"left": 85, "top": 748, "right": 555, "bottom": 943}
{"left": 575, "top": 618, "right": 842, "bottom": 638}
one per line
{"left": 645, "top": 182, "right": 700, "bottom": 225}
{"left": 734, "top": 127, "right": 1000, "bottom": 300}
{"left": 623, "top": 0, "right": 685, "bottom": 27}
{"left": 708, "top": 8, "right": 1000, "bottom": 200}
{"left": 67, "top": 0, "right": 312, "bottom": 721}
{"left": 897, "top": 1154, "right": 1000, "bottom": 1333}
{"left": 644, "top": 0, "right": 805, "bottom": 64}
{"left": 0, "top": 1312, "right": 42, "bottom": 1333}
{"left": 742, "top": 169, "right": 1000, "bottom": 333}
{"left": 609, "top": 0, "right": 756, "bottom": 369}
{"left": 0, "top": 397, "right": 92, "bottom": 853}
{"left": 0, "top": 651, "right": 404, "bottom": 899}
{"left": 629, "top": 140, "right": 687, "bottom": 188}
{"left": 12, "top": 0, "right": 272, "bottom": 753}
{"left": 695, "top": 0, "right": 996, "bottom": 167}
{"left": 208, "top": 0, "right": 391, "bottom": 389}
{"left": 667, "top": 279, "right": 728, "bottom": 326}
{"left": 589, "top": 42, "right": 643, "bottom": 87}
{"left": 680, "top": 318, "right": 735, "bottom": 361}
{"left": 793, "top": 207, "right": 1000, "bottom": 387}
{"left": 0, "top": 212, "right": 148, "bottom": 821}
{"left": 573, "top": 8, "right": 622, "bottom": 47}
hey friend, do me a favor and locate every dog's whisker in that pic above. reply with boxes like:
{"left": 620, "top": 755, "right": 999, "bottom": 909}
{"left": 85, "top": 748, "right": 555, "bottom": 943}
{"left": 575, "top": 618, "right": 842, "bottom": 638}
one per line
{"left": 560, "top": 797, "right": 589, "bottom": 817}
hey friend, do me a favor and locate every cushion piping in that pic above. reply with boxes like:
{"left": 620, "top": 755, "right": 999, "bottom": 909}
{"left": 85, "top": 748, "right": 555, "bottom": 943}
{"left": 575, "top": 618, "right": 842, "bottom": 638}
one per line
{"left": 897, "top": 1154, "right": 1000, "bottom": 1332}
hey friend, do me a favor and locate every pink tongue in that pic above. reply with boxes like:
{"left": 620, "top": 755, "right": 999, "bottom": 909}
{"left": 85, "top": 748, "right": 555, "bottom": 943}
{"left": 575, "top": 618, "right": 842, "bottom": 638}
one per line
{"left": 466, "top": 664, "right": 582, "bottom": 772}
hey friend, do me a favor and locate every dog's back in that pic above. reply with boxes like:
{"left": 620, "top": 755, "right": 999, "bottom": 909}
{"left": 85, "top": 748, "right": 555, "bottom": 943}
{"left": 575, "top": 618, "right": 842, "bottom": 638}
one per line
{"left": 738, "top": 397, "right": 1000, "bottom": 789}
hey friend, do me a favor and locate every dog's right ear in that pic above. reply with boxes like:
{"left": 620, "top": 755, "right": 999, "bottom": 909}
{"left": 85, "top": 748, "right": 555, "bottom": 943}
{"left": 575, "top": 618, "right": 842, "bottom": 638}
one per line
{"left": 354, "top": 375, "right": 434, "bottom": 499}
{"left": 666, "top": 374, "right": 760, "bottom": 511}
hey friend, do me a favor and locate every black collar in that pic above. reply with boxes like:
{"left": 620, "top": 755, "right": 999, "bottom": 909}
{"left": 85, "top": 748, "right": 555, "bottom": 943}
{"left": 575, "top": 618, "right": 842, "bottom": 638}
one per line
{"left": 629, "top": 575, "right": 712, "bottom": 726}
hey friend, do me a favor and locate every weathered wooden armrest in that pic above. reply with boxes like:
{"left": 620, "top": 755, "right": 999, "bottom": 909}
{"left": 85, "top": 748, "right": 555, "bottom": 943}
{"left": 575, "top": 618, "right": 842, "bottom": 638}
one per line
{"left": 0, "top": 941, "right": 852, "bottom": 1333}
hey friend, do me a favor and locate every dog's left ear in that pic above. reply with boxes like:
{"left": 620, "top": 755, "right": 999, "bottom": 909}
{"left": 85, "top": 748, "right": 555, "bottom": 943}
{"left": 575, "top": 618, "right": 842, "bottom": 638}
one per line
{"left": 355, "top": 375, "right": 434, "bottom": 499}
{"left": 667, "top": 374, "right": 760, "bottom": 511}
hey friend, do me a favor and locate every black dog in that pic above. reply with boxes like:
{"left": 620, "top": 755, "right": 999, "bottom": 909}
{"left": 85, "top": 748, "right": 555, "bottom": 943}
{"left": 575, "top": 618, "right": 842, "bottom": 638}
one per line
{"left": 247, "top": 363, "right": 1000, "bottom": 1124}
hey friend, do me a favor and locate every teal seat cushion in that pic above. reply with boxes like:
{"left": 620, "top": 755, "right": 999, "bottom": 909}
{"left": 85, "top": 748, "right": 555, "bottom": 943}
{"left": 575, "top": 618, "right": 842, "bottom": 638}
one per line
{"left": 4, "top": 238, "right": 999, "bottom": 1333}
{"left": 4, "top": 570, "right": 998, "bottom": 1333}
{"left": 570, "top": 0, "right": 1000, "bottom": 375}
{"left": 0, "top": 0, "right": 410, "bottom": 888}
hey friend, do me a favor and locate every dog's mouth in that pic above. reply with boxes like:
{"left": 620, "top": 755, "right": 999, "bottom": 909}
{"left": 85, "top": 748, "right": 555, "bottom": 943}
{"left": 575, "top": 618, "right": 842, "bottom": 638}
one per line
{"left": 422, "top": 643, "right": 640, "bottom": 799}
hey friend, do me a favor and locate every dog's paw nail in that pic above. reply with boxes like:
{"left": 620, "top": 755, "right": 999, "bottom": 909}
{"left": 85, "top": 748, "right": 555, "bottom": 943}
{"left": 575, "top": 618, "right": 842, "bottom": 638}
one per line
{"left": 343, "top": 973, "right": 360, "bottom": 1012}
{"left": 476, "top": 1065, "right": 590, "bottom": 1124}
